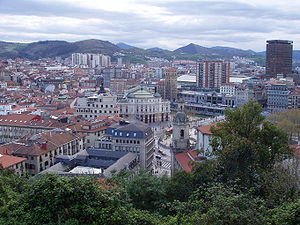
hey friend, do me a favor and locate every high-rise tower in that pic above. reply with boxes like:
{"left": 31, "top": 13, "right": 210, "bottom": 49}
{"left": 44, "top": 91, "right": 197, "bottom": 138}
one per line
{"left": 266, "top": 40, "right": 293, "bottom": 78}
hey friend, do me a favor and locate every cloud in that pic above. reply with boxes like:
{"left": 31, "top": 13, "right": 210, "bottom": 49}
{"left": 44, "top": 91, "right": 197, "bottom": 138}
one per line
{"left": 0, "top": 0, "right": 300, "bottom": 51}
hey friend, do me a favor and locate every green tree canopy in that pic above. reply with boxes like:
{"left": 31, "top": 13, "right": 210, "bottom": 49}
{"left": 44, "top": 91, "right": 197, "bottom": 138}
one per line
{"left": 210, "top": 100, "right": 293, "bottom": 187}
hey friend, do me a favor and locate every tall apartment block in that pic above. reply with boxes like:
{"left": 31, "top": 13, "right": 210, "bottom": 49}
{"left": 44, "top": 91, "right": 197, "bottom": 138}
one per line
{"left": 72, "top": 53, "right": 111, "bottom": 68}
{"left": 196, "top": 61, "right": 230, "bottom": 88}
{"left": 164, "top": 68, "right": 178, "bottom": 102}
{"left": 266, "top": 40, "right": 293, "bottom": 78}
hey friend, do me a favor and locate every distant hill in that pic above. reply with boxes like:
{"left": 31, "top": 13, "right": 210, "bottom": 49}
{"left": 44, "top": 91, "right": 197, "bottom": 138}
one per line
{"left": 174, "top": 43, "right": 258, "bottom": 58}
{"left": 116, "top": 42, "right": 135, "bottom": 49}
{"left": 147, "top": 47, "right": 166, "bottom": 52}
{"left": 8, "top": 39, "right": 300, "bottom": 65}
{"left": 0, "top": 39, "right": 120, "bottom": 60}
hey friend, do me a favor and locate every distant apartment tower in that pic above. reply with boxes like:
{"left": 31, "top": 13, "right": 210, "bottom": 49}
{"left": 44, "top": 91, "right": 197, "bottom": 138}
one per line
{"left": 266, "top": 40, "right": 293, "bottom": 78}
{"left": 196, "top": 61, "right": 230, "bottom": 88}
{"left": 72, "top": 53, "right": 111, "bottom": 68}
{"left": 164, "top": 68, "right": 178, "bottom": 102}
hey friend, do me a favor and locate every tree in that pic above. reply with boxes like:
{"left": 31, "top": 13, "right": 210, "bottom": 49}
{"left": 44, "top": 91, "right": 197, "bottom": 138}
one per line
{"left": 126, "top": 170, "right": 168, "bottom": 212}
{"left": 210, "top": 100, "right": 294, "bottom": 187}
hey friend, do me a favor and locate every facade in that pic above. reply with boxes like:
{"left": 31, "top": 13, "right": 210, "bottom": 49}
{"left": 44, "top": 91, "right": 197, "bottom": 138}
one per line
{"left": 196, "top": 123, "right": 217, "bottom": 157}
{"left": 266, "top": 40, "right": 293, "bottom": 78}
{"left": 72, "top": 53, "right": 111, "bottom": 68}
{"left": 0, "top": 154, "right": 26, "bottom": 176}
{"left": 75, "top": 92, "right": 119, "bottom": 120}
{"left": 0, "top": 114, "right": 65, "bottom": 144}
{"left": 196, "top": 61, "right": 230, "bottom": 88}
{"left": 220, "top": 83, "right": 236, "bottom": 96}
{"left": 164, "top": 68, "right": 178, "bottom": 102}
{"left": 288, "top": 90, "right": 300, "bottom": 109}
{"left": 0, "top": 130, "right": 85, "bottom": 175}
{"left": 117, "top": 86, "right": 170, "bottom": 124}
{"left": 267, "top": 83, "right": 290, "bottom": 111}
{"left": 94, "top": 119, "right": 155, "bottom": 170}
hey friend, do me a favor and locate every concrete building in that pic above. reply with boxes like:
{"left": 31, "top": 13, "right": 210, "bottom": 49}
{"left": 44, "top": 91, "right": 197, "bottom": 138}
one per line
{"left": 42, "top": 148, "right": 139, "bottom": 178}
{"left": 266, "top": 40, "right": 293, "bottom": 78}
{"left": 75, "top": 92, "right": 119, "bottom": 120}
{"left": 267, "top": 82, "right": 290, "bottom": 111}
{"left": 164, "top": 68, "right": 178, "bottom": 102}
{"left": 196, "top": 61, "right": 230, "bottom": 88}
{"left": 94, "top": 119, "right": 155, "bottom": 170}
{"left": 72, "top": 53, "right": 111, "bottom": 68}
{"left": 118, "top": 86, "right": 170, "bottom": 124}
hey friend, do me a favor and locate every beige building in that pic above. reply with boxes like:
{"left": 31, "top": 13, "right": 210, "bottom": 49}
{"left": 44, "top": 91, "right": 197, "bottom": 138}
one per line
{"left": 0, "top": 130, "right": 85, "bottom": 175}
{"left": 75, "top": 92, "right": 119, "bottom": 120}
{"left": 0, "top": 114, "right": 65, "bottom": 144}
{"left": 117, "top": 86, "right": 170, "bottom": 124}
{"left": 0, "top": 154, "right": 26, "bottom": 176}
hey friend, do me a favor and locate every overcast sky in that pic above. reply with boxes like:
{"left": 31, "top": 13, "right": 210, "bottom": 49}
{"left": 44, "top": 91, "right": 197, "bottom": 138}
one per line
{"left": 1, "top": 0, "right": 300, "bottom": 51}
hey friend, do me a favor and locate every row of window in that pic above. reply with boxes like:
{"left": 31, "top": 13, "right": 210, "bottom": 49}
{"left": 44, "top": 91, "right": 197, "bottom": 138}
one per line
{"left": 115, "top": 146, "right": 140, "bottom": 153}
{"left": 116, "top": 139, "right": 140, "bottom": 144}
{"left": 87, "top": 104, "right": 114, "bottom": 108}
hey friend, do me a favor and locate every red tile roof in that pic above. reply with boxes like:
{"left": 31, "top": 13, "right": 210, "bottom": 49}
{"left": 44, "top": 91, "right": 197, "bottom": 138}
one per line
{"left": 0, "top": 154, "right": 26, "bottom": 168}
{"left": 175, "top": 150, "right": 206, "bottom": 173}
{"left": 197, "top": 123, "right": 218, "bottom": 135}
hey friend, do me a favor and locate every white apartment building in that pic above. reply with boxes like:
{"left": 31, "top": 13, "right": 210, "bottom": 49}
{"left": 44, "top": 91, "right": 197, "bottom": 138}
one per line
{"left": 75, "top": 93, "right": 119, "bottom": 120}
{"left": 72, "top": 53, "right": 111, "bottom": 68}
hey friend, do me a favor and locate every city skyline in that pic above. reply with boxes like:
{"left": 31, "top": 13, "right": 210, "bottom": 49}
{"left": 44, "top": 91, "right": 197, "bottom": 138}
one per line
{"left": 1, "top": 0, "right": 300, "bottom": 51}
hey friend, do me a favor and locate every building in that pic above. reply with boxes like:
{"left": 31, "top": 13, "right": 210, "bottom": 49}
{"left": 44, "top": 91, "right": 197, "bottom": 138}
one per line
{"left": 65, "top": 115, "right": 122, "bottom": 148}
{"left": 72, "top": 53, "right": 111, "bottom": 68}
{"left": 266, "top": 40, "right": 293, "bottom": 78}
{"left": 41, "top": 148, "right": 139, "bottom": 178}
{"left": 196, "top": 61, "right": 230, "bottom": 88}
{"left": 164, "top": 68, "right": 178, "bottom": 102}
{"left": 0, "top": 130, "right": 85, "bottom": 175}
{"left": 94, "top": 119, "right": 155, "bottom": 170}
{"left": 0, "top": 114, "right": 65, "bottom": 144}
{"left": 288, "top": 90, "right": 300, "bottom": 109}
{"left": 117, "top": 86, "right": 170, "bottom": 124}
{"left": 267, "top": 82, "right": 290, "bottom": 111}
{"left": 171, "top": 103, "right": 190, "bottom": 175}
{"left": 173, "top": 150, "right": 206, "bottom": 173}
{"left": 75, "top": 92, "right": 119, "bottom": 120}
{"left": 0, "top": 153, "right": 26, "bottom": 176}
{"left": 196, "top": 123, "right": 217, "bottom": 157}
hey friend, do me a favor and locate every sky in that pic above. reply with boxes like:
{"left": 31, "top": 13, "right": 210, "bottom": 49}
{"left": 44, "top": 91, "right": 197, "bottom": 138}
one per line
{"left": 1, "top": 0, "right": 300, "bottom": 51}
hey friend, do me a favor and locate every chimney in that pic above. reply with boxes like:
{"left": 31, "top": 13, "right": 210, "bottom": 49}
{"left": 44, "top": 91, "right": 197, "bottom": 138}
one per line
{"left": 42, "top": 142, "right": 47, "bottom": 150}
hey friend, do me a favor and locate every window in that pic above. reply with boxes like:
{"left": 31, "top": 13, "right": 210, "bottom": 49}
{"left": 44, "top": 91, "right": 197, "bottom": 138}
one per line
{"left": 120, "top": 132, "right": 122, "bottom": 136}
{"left": 133, "top": 133, "right": 136, "bottom": 137}
{"left": 126, "top": 133, "right": 130, "bottom": 137}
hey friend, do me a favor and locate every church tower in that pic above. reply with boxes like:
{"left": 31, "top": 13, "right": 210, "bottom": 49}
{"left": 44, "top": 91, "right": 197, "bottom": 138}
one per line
{"left": 171, "top": 101, "right": 190, "bottom": 175}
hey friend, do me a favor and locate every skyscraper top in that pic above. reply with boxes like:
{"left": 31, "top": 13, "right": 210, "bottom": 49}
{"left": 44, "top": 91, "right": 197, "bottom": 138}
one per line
{"left": 267, "top": 40, "right": 293, "bottom": 44}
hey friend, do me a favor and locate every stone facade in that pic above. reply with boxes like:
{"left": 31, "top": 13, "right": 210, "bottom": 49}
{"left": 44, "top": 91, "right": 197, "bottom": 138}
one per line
{"left": 118, "top": 86, "right": 170, "bottom": 124}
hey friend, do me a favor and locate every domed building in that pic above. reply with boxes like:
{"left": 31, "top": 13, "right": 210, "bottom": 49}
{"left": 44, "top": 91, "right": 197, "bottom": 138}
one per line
{"left": 117, "top": 86, "right": 170, "bottom": 124}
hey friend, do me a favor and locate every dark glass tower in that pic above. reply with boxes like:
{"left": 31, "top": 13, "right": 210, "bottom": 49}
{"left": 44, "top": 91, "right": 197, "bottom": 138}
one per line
{"left": 266, "top": 40, "right": 293, "bottom": 78}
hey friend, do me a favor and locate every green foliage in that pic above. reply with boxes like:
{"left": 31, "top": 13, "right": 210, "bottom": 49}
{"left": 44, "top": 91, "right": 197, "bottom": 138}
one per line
{"left": 166, "top": 170, "right": 194, "bottom": 202}
{"left": 210, "top": 100, "right": 293, "bottom": 187}
{"left": 126, "top": 170, "right": 168, "bottom": 212}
